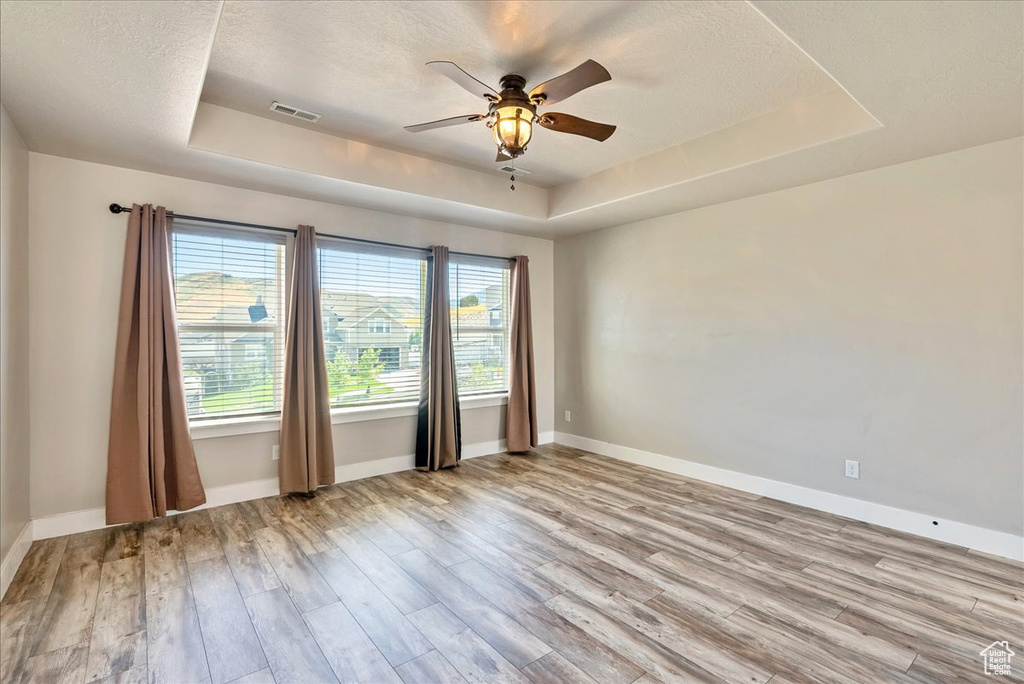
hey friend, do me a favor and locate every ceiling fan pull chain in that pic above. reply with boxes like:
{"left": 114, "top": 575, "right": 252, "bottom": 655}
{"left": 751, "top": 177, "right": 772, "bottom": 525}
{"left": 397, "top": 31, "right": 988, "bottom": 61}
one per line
{"left": 510, "top": 158, "right": 516, "bottom": 191}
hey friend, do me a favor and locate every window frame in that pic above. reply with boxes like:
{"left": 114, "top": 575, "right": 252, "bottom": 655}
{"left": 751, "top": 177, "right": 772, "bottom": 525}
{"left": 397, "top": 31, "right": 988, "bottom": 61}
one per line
{"left": 170, "top": 226, "right": 515, "bottom": 437}
{"left": 368, "top": 316, "right": 391, "bottom": 334}
{"left": 449, "top": 255, "right": 512, "bottom": 398}
{"left": 316, "top": 237, "right": 428, "bottom": 410}
{"left": 171, "top": 221, "right": 292, "bottom": 422}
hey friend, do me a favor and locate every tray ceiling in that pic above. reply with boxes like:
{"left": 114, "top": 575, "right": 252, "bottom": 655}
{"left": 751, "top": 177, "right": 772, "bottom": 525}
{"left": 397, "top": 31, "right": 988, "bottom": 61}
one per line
{"left": 201, "top": 1, "right": 837, "bottom": 187}
{"left": 1, "top": 1, "right": 1020, "bottom": 237}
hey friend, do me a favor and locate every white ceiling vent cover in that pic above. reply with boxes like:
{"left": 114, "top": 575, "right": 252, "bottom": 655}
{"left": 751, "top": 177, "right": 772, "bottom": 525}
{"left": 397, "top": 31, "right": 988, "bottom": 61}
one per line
{"left": 497, "top": 165, "right": 531, "bottom": 174}
{"left": 269, "top": 101, "right": 322, "bottom": 123}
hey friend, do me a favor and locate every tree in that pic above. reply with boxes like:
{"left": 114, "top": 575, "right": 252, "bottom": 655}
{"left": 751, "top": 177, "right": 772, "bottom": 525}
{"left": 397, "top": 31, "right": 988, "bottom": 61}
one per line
{"left": 327, "top": 351, "right": 356, "bottom": 398}
{"left": 356, "top": 346, "right": 385, "bottom": 386}
{"left": 458, "top": 361, "right": 492, "bottom": 390}
{"left": 459, "top": 294, "right": 479, "bottom": 307}
{"left": 327, "top": 347, "right": 386, "bottom": 399}
{"left": 233, "top": 359, "right": 268, "bottom": 390}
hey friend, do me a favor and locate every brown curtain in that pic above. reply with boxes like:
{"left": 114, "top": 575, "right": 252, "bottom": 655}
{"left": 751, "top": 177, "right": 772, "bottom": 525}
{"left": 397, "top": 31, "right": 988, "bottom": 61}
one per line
{"left": 416, "top": 246, "right": 462, "bottom": 469}
{"left": 106, "top": 204, "right": 206, "bottom": 524}
{"left": 506, "top": 255, "right": 538, "bottom": 453}
{"left": 279, "top": 225, "right": 335, "bottom": 494}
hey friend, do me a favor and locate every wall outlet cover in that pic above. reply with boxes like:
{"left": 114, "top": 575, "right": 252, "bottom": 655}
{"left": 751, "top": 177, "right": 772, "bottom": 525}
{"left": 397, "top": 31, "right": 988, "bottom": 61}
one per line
{"left": 564, "top": 410, "right": 571, "bottom": 422}
{"left": 272, "top": 445, "right": 280, "bottom": 461}
{"left": 845, "top": 459, "right": 859, "bottom": 479}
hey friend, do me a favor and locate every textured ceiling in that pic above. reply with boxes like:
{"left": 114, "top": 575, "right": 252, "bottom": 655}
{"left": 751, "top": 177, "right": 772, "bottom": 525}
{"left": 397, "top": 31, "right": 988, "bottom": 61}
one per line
{"left": 201, "top": 1, "right": 836, "bottom": 186}
{"left": 0, "top": 0, "right": 221, "bottom": 175}
{"left": 0, "top": 1, "right": 1021, "bottom": 238}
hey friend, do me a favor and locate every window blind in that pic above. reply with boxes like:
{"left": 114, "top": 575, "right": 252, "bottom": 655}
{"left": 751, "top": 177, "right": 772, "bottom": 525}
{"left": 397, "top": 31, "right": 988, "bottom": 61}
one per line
{"left": 449, "top": 256, "right": 511, "bottom": 395}
{"left": 317, "top": 240, "right": 427, "bottom": 407}
{"left": 171, "top": 223, "right": 289, "bottom": 419}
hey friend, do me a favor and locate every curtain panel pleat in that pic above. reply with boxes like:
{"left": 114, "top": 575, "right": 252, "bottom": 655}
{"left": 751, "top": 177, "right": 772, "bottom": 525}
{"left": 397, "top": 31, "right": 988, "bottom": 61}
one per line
{"left": 506, "top": 255, "right": 538, "bottom": 453}
{"left": 416, "top": 246, "right": 462, "bottom": 469}
{"left": 279, "top": 225, "right": 336, "bottom": 494}
{"left": 106, "top": 204, "right": 206, "bottom": 524}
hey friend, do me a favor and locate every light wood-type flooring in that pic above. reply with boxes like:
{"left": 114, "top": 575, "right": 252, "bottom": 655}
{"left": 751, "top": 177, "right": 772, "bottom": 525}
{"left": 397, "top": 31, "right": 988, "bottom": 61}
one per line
{"left": 2, "top": 444, "right": 1021, "bottom": 684}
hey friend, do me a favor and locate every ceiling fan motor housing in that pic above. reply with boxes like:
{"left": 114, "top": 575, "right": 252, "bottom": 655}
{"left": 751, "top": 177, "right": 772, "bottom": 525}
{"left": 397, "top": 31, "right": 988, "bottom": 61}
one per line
{"left": 490, "top": 74, "right": 537, "bottom": 158}
{"left": 406, "top": 59, "right": 615, "bottom": 167}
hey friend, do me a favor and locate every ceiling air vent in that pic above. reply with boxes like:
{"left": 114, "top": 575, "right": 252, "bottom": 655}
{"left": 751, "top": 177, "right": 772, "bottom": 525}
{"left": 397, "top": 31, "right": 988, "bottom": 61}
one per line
{"left": 269, "top": 101, "right": 322, "bottom": 123}
{"left": 497, "top": 165, "right": 530, "bottom": 174}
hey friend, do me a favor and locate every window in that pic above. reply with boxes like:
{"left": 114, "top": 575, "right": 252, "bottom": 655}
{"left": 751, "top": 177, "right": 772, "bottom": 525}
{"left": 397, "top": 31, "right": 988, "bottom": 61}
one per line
{"left": 369, "top": 317, "right": 391, "bottom": 333}
{"left": 318, "top": 241, "right": 426, "bottom": 407}
{"left": 449, "top": 257, "right": 511, "bottom": 395}
{"left": 171, "top": 224, "right": 288, "bottom": 419}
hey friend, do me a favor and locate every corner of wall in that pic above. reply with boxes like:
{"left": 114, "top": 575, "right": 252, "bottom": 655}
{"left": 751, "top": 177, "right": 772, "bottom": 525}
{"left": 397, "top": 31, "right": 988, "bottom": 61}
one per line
{"left": 0, "top": 103, "right": 32, "bottom": 584}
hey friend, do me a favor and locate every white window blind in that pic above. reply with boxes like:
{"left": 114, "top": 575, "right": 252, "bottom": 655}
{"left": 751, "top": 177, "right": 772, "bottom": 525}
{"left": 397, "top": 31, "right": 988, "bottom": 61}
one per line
{"left": 449, "top": 256, "right": 511, "bottom": 395}
{"left": 171, "top": 224, "right": 288, "bottom": 419}
{"left": 318, "top": 241, "right": 426, "bottom": 407}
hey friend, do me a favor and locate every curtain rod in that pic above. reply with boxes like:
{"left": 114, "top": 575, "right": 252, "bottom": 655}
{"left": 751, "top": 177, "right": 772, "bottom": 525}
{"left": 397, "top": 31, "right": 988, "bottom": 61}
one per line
{"left": 107, "top": 203, "right": 514, "bottom": 262}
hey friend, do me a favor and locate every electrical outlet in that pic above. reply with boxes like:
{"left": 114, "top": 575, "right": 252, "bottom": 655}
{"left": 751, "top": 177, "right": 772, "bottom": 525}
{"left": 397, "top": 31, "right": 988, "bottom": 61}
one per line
{"left": 272, "top": 445, "right": 280, "bottom": 461}
{"left": 564, "top": 410, "right": 571, "bottom": 422}
{"left": 845, "top": 459, "right": 859, "bottom": 479}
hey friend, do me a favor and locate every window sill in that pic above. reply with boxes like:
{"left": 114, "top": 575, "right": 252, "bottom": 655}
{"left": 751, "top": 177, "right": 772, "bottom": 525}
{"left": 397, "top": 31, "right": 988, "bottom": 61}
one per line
{"left": 331, "top": 392, "right": 508, "bottom": 423}
{"left": 189, "top": 393, "right": 508, "bottom": 440}
{"left": 189, "top": 414, "right": 281, "bottom": 440}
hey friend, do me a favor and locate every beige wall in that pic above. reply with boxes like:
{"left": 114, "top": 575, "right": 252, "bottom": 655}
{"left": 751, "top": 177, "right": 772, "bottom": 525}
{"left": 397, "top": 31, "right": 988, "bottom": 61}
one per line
{"left": 0, "top": 105, "right": 31, "bottom": 563}
{"left": 555, "top": 138, "right": 1023, "bottom": 536}
{"left": 28, "top": 153, "right": 554, "bottom": 519}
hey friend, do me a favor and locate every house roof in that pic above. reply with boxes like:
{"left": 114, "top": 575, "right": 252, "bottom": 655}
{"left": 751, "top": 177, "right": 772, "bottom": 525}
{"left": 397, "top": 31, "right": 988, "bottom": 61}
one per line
{"left": 322, "top": 291, "right": 418, "bottom": 330}
{"left": 451, "top": 304, "right": 488, "bottom": 328}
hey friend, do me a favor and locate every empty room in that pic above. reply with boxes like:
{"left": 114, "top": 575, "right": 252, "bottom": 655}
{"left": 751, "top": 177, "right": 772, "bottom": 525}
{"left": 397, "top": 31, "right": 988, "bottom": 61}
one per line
{"left": 1, "top": 1, "right": 1022, "bottom": 683}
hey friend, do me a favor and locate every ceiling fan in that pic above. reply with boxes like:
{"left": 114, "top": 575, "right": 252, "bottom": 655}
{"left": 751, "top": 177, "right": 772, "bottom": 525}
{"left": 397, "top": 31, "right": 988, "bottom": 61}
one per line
{"left": 405, "top": 59, "right": 617, "bottom": 171}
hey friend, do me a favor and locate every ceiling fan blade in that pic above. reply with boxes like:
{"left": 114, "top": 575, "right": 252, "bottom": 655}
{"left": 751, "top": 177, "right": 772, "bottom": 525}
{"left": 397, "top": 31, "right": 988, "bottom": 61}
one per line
{"left": 404, "top": 114, "right": 485, "bottom": 132}
{"left": 529, "top": 59, "right": 611, "bottom": 106}
{"left": 427, "top": 61, "right": 498, "bottom": 99}
{"left": 538, "top": 112, "right": 616, "bottom": 142}
{"left": 496, "top": 149, "right": 513, "bottom": 162}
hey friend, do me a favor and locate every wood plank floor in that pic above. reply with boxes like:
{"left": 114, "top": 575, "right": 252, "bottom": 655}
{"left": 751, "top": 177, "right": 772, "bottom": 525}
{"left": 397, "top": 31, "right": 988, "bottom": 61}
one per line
{"left": 2, "top": 444, "right": 1021, "bottom": 684}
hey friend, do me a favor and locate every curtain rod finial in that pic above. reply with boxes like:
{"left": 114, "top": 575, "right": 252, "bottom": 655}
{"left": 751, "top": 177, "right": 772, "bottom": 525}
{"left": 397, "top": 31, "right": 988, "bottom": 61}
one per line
{"left": 109, "top": 203, "right": 127, "bottom": 214}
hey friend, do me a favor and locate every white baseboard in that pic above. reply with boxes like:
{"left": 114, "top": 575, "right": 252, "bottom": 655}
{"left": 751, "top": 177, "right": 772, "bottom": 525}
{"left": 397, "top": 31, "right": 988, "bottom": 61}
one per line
{"left": 30, "top": 432, "right": 555, "bottom": 541}
{"left": 26, "top": 430, "right": 1018, "bottom": 562}
{"left": 1, "top": 522, "right": 33, "bottom": 600}
{"left": 555, "top": 432, "right": 1024, "bottom": 561}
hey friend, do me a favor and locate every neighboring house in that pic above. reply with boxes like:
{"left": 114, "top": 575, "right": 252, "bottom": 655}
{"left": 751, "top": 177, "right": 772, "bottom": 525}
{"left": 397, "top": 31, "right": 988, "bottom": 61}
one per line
{"left": 450, "top": 285, "right": 508, "bottom": 389}
{"left": 452, "top": 284, "right": 506, "bottom": 344}
{"left": 173, "top": 271, "right": 280, "bottom": 403}
{"left": 321, "top": 291, "right": 419, "bottom": 372}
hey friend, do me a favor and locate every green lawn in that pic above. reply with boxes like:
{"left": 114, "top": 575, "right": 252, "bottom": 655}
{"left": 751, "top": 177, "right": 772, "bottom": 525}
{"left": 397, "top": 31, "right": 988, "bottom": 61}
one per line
{"left": 330, "top": 378, "right": 394, "bottom": 403}
{"left": 200, "top": 379, "right": 395, "bottom": 413}
{"left": 201, "top": 382, "right": 275, "bottom": 413}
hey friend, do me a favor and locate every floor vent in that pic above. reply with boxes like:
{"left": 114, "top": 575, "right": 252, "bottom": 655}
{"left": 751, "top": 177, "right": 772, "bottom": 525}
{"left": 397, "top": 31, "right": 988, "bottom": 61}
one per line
{"left": 269, "top": 101, "right": 322, "bottom": 123}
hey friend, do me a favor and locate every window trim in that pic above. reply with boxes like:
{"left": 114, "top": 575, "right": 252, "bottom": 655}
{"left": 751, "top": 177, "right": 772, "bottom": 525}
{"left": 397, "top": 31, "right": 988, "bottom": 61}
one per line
{"left": 189, "top": 392, "right": 508, "bottom": 440}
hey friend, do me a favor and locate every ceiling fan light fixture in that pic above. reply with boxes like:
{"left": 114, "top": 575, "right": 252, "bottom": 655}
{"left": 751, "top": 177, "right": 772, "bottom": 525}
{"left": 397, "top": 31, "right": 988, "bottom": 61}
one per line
{"left": 492, "top": 105, "right": 533, "bottom": 157}
{"left": 406, "top": 59, "right": 616, "bottom": 173}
